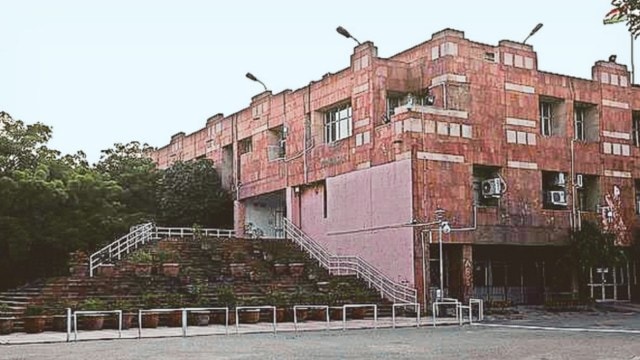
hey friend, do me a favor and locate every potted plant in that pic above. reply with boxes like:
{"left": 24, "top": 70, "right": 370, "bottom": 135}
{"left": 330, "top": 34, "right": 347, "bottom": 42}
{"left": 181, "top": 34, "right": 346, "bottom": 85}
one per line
{"left": 97, "top": 263, "right": 116, "bottom": 277}
{"left": 308, "top": 293, "right": 329, "bottom": 321}
{"left": 51, "top": 299, "right": 77, "bottom": 332}
{"left": 129, "top": 250, "right": 153, "bottom": 276}
{"left": 188, "top": 296, "right": 210, "bottom": 326}
{"left": 265, "top": 289, "right": 289, "bottom": 322}
{"left": 288, "top": 262, "right": 305, "bottom": 278}
{"left": 0, "top": 303, "right": 14, "bottom": 334}
{"left": 140, "top": 293, "right": 161, "bottom": 328}
{"left": 23, "top": 305, "right": 47, "bottom": 334}
{"left": 327, "top": 291, "right": 344, "bottom": 321}
{"left": 112, "top": 298, "right": 136, "bottom": 329}
{"left": 238, "top": 297, "right": 260, "bottom": 324}
{"left": 349, "top": 287, "right": 370, "bottom": 319}
{"left": 165, "top": 293, "right": 185, "bottom": 327}
{"left": 212, "top": 286, "right": 236, "bottom": 325}
{"left": 229, "top": 251, "right": 247, "bottom": 278}
{"left": 157, "top": 250, "right": 181, "bottom": 277}
{"left": 272, "top": 254, "right": 288, "bottom": 275}
{"left": 290, "top": 286, "right": 310, "bottom": 321}
{"left": 78, "top": 298, "right": 106, "bottom": 330}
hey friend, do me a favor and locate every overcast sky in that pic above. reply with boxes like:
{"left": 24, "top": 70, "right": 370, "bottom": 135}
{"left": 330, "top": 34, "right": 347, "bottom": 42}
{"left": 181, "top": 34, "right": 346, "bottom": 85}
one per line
{"left": 0, "top": 0, "right": 631, "bottom": 163}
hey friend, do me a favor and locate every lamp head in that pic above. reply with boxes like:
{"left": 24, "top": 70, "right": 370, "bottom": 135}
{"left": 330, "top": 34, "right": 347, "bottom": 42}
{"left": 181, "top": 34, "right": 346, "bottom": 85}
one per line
{"left": 336, "top": 26, "right": 352, "bottom": 39}
{"left": 609, "top": 54, "right": 617, "bottom": 62}
{"left": 530, "top": 23, "right": 543, "bottom": 36}
{"left": 245, "top": 72, "right": 258, "bottom": 82}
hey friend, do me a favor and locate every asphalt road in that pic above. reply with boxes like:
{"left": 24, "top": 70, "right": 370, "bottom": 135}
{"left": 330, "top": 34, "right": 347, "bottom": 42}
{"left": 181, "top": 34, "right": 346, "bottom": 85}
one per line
{"left": 2, "top": 324, "right": 640, "bottom": 360}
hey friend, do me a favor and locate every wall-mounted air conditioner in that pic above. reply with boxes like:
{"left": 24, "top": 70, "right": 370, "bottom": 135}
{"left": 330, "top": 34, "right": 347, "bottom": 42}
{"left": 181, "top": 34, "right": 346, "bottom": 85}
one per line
{"left": 481, "top": 178, "right": 502, "bottom": 198}
{"left": 547, "top": 190, "right": 567, "bottom": 206}
{"left": 553, "top": 172, "right": 566, "bottom": 187}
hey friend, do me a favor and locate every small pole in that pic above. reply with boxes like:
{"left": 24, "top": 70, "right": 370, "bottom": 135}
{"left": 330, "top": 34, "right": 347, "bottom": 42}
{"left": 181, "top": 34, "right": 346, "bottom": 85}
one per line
{"left": 631, "top": 32, "right": 635, "bottom": 84}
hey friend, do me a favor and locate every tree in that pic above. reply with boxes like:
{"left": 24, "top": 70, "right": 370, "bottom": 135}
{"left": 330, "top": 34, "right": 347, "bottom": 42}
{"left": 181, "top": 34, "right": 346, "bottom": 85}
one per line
{"left": 157, "top": 159, "right": 233, "bottom": 228}
{"left": 611, "top": 0, "right": 640, "bottom": 37}
{"left": 96, "top": 141, "right": 160, "bottom": 229}
{"left": 566, "top": 220, "right": 627, "bottom": 296}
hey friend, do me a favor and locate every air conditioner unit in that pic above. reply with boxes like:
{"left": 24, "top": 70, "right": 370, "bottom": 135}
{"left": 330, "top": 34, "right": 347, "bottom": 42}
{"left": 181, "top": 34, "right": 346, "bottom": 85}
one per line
{"left": 575, "top": 174, "right": 584, "bottom": 188}
{"left": 553, "top": 172, "right": 566, "bottom": 187}
{"left": 547, "top": 190, "right": 567, "bottom": 206}
{"left": 481, "top": 178, "right": 502, "bottom": 198}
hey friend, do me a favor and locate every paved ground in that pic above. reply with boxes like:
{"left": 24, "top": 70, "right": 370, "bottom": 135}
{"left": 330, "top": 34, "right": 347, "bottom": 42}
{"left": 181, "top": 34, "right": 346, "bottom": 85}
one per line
{"left": 3, "top": 306, "right": 640, "bottom": 359}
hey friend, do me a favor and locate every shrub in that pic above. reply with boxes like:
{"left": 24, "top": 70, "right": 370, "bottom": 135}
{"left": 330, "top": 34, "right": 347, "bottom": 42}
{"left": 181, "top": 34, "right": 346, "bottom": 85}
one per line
{"left": 80, "top": 298, "right": 106, "bottom": 311}
{"left": 24, "top": 305, "right": 45, "bottom": 316}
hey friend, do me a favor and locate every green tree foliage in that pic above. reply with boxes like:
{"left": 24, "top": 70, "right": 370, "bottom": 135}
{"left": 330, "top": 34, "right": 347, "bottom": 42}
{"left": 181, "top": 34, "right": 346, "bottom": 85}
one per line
{"left": 611, "top": 0, "right": 640, "bottom": 37}
{"left": 96, "top": 141, "right": 160, "bottom": 230}
{"left": 566, "top": 220, "right": 627, "bottom": 295}
{"left": 157, "top": 159, "right": 233, "bottom": 228}
{"left": 0, "top": 113, "right": 125, "bottom": 288}
{"left": 0, "top": 112, "right": 233, "bottom": 290}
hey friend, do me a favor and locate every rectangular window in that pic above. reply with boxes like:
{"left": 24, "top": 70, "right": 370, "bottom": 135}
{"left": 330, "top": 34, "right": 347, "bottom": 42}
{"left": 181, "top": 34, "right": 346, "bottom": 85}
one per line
{"left": 633, "top": 112, "right": 640, "bottom": 147}
{"left": 574, "top": 107, "right": 585, "bottom": 141}
{"left": 540, "top": 102, "right": 552, "bottom": 136}
{"left": 239, "top": 137, "right": 252, "bottom": 154}
{"left": 324, "top": 103, "right": 352, "bottom": 143}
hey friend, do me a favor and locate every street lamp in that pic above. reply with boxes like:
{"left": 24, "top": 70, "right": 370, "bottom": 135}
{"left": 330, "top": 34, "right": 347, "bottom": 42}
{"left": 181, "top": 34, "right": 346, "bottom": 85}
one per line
{"left": 435, "top": 208, "right": 450, "bottom": 300}
{"left": 336, "top": 26, "right": 361, "bottom": 45}
{"left": 523, "top": 23, "right": 543, "bottom": 44}
{"left": 245, "top": 72, "right": 268, "bottom": 92}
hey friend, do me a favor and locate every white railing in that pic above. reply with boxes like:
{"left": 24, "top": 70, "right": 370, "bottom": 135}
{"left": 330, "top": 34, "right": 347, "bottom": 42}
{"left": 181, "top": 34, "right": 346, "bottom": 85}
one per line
{"left": 155, "top": 226, "right": 235, "bottom": 239}
{"left": 283, "top": 218, "right": 417, "bottom": 304}
{"left": 89, "top": 223, "right": 155, "bottom": 277}
{"left": 89, "top": 224, "right": 236, "bottom": 277}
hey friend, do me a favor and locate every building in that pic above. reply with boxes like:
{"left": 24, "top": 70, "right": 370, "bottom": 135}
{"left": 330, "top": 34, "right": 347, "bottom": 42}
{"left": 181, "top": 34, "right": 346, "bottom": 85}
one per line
{"left": 151, "top": 28, "right": 640, "bottom": 306}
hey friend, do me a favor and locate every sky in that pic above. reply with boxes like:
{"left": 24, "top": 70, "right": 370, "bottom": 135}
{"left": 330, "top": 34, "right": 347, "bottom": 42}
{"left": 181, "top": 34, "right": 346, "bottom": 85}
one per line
{"left": 0, "top": 0, "right": 632, "bottom": 163}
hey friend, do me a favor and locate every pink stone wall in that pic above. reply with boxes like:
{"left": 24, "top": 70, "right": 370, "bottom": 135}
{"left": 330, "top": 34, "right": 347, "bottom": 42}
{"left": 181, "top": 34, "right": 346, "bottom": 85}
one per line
{"left": 298, "top": 159, "right": 415, "bottom": 286}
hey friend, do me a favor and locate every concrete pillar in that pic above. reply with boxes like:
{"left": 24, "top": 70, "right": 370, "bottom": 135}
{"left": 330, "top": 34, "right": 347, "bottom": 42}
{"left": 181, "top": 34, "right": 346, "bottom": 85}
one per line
{"left": 414, "top": 229, "right": 430, "bottom": 309}
{"left": 234, "top": 200, "right": 246, "bottom": 238}
{"left": 462, "top": 244, "right": 474, "bottom": 303}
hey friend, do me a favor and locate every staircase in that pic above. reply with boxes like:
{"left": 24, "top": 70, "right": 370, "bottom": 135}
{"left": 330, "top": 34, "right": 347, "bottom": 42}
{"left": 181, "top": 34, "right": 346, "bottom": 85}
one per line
{"left": 283, "top": 218, "right": 417, "bottom": 304}
{"left": 0, "top": 233, "right": 389, "bottom": 332}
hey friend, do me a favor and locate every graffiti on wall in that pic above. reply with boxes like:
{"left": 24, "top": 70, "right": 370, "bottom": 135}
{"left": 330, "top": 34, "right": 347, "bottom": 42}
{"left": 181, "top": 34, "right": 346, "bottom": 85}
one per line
{"left": 601, "top": 185, "right": 630, "bottom": 246}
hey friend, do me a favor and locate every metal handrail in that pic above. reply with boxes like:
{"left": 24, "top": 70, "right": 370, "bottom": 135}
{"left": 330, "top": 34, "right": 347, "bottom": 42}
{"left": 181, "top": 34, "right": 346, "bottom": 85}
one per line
{"left": 283, "top": 218, "right": 417, "bottom": 304}
{"left": 89, "top": 223, "right": 236, "bottom": 277}
{"left": 89, "top": 223, "right": 154, "bottom": 277}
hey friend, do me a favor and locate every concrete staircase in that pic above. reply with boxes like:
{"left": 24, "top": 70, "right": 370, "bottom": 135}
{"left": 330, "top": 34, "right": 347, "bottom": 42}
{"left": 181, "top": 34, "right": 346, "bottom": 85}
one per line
{"left": 0, "top": 236, "right": 392, "bottom": 332}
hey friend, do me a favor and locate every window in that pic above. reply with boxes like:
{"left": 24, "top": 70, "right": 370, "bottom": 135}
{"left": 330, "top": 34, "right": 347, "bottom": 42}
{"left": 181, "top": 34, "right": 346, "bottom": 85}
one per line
{"left": 540, "top": 102, "right": 552, "bottom": 136}
{"left": 574, "top": 108, "right": 585, "bottom": 141}
{"left": 385, "top": 94, "right": 403, "bottom": 121}
{"left": 239, "top": 137, "right": 252, "bottom": 154}
{"left": 577, "top": 175, "right": 599, "bottom": 212}
{"left": 267, "top": 126, "right": 286, "bottom": 161}
{"left": 324, "top": 103, "right": 352, "bottom": 143}
{"left": 484, "top": 52, "right": 496, "bottom": 62}
{"left": 574, "top": 102, "right": 598, "bottom": 142}
{"left": 633, "top": 111, "right": 640, "bottom": 147}
{"left": 323, "top": 181, "right": 328, "bottom": 218}
{"left": 542, "top": 171, "right": 568, "bottom": 209}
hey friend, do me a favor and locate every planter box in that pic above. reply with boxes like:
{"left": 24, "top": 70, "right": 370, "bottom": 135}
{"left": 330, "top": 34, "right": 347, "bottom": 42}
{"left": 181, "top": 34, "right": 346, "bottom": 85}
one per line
{"left": 141, "top": 313, "right": 160, "bottom": 328}
{"left": 52, "top": 315, "right": 74, "bottom": 332}
{"left": 350, "top": 307, "right": 366, "bottom": 319}
{"left": 134, "top": 264, "right": 152, "bottom": 276}
{"left": 229, "top": 263, "right": 246, "bottom": 278}
{"left": 189, "top": 311, "right": 210, "bottom": 326}
{"left": 97, "top": 264, "right": 116, "bottom": 277}
{"left": 288, "top": 263, "right": 305, "bottom": 277}
{"left": 309, "top": 308, "right": 326, "bottom": 321}
{"left": 329, "top": 307, "right": 343, "bottom": 321}
{"left": 239, "top": 309, "right": 260, "bottom": 324}
{"left": 210, "top": 311, "right": 235, "bottom": 325}
{"left": 24, "top": 316, "right": 47, "bottom": 334}
{"left": 273, "top": 263, "right": 288, "bottom": 275}
{"left": 80, "top": 314, "right": 105, "bottom": 330}
{"left": 166, "top": 311, "right": 183, "bottom": 327}
{"left": 162, "top": 263, "right": 180, "bottom": 277}
{"left": 0, "top": 317, "right": 14, "bottom": 334}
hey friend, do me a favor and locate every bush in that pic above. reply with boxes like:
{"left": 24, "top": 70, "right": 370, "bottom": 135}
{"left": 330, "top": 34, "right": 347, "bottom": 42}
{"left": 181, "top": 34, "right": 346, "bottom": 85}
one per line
{"left": 80, "top": 298, "right": 106, "bottom": 311}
